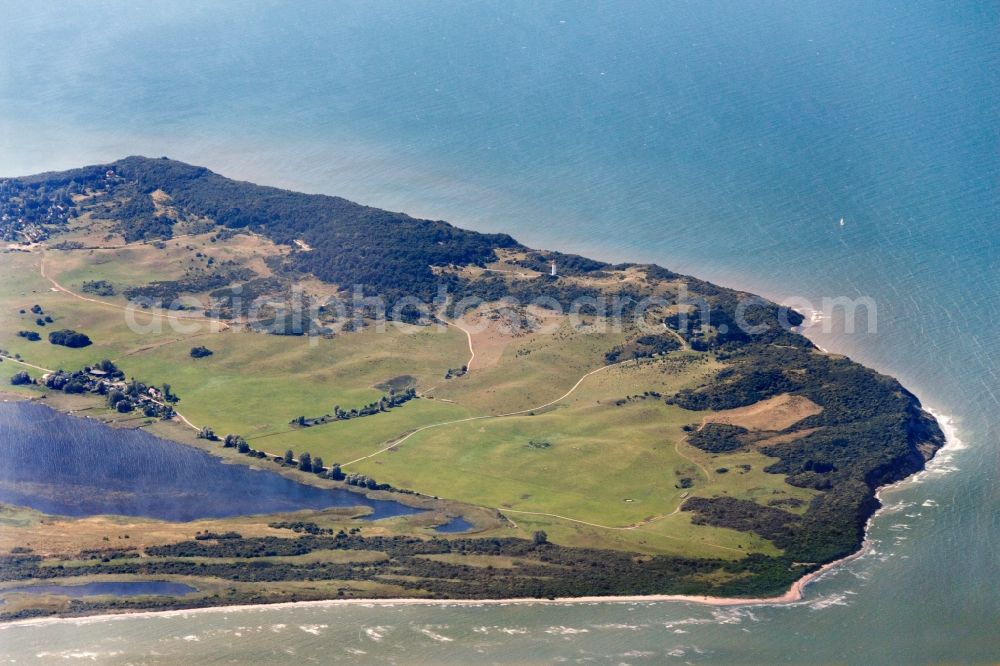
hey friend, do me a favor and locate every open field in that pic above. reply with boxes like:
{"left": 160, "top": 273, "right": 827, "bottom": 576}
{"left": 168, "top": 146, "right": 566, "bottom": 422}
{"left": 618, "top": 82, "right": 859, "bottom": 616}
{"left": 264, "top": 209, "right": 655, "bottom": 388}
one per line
{"left": 46, "top": 230, "right": 286, "bottom": 307}
{"left": 0, "top": 501, "right": 500, "bottom": 558}
{"left": 701, "top": 393, "right": 823, "bottom": 431}
{"left": 346, "top": 354, "right": 811, "bottom": 557}
{"left": 430, "top": 314, "right": 631, "bottom": 414}
{"left": 0, "top": 238, "right": 825, "bottom": 559}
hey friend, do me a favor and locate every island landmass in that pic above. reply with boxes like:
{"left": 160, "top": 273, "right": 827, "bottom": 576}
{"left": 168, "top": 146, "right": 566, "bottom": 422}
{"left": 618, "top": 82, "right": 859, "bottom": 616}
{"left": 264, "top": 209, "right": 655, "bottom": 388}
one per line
{"left": 0, "top": 157, "right": 944, "bottom": 620}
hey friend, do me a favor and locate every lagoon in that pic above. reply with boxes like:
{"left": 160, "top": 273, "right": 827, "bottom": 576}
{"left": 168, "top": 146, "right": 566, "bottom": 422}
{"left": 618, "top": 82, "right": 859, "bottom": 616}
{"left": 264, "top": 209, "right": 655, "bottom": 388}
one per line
{"left": 433, "top": 516, "right": 474, "bottom": 534}
{"left": 2, "top": 581, "right": 197, "bottom": 599}
{"left": 0, "top": 402, "right": 422, "bottom": 522}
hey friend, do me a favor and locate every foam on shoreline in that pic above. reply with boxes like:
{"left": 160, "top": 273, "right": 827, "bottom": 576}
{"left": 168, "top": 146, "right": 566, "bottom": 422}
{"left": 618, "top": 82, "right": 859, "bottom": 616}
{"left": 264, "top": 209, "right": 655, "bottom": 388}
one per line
{"left": 913, "top": 408, "right": 966, "bottom": 480}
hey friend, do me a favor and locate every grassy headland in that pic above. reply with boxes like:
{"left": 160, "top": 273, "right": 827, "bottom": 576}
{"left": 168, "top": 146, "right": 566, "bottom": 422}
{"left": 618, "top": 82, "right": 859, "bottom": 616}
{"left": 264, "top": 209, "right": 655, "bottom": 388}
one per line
{"left": 0, "top": 158, "right": 944, "bottom": 618}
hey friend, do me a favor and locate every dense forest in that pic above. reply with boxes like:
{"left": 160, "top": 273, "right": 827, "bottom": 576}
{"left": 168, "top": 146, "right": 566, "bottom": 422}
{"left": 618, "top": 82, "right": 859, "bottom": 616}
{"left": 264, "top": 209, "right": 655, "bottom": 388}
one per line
{"left": 672, "top": 342, "right": 944, "bottom": 563}
{"left": 108, "top": 157, "right": 521, "bottom": 303}
{"left": 9, "top": 157, "right": 810, "bottom": 335}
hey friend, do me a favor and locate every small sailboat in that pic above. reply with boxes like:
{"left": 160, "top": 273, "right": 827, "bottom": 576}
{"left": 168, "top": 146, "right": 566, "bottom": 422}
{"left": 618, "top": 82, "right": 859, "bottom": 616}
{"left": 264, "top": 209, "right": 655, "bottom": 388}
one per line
{"left": 839, "top": 217, "right": 845, "bottom": 227}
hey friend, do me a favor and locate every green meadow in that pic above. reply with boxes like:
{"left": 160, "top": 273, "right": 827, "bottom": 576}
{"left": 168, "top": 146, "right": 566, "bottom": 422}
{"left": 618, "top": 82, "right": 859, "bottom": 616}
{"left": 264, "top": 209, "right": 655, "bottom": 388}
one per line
{"left": 0, "top": 240, "right": 817, "bottom": 560}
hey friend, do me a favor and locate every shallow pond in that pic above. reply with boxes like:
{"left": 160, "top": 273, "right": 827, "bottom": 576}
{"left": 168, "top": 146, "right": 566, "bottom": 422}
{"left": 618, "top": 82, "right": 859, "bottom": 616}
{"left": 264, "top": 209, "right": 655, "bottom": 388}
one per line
{"left": 433, "top": 516, "right": 473, "bottom": 533}
{"left": 0, "top": 401, "right": 423, "bottom": 521}
{"left": 1, "top": 581, "right": 197, "bottom": 598}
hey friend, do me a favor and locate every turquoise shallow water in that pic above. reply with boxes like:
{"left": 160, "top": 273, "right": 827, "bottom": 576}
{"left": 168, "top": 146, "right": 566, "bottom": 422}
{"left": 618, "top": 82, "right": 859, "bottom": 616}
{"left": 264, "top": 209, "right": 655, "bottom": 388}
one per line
{"left": 0, "top": 1, "right": 998, "bottom": 662}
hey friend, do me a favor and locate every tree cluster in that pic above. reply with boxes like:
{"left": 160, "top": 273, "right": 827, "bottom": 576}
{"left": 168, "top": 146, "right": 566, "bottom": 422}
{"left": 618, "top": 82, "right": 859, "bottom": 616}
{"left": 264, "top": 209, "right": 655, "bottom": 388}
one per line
{"left": 9, "top": 371, "right": 32, "bottom": 385}
{"left": 90, "top": 157, "right": 521, "bottom": 308}
{"left": 293, "top": 389, "right": 418, "bottom": 428}
{"left": 80, "top": 280, "right": 115, "bottom": 296}
{"left": 685, "top": 423, "right": 749, "bottom": 453}
{"left": 189, "top": 345, "right": 213, "bottom": 358}
{"left": 47, "top": 329, "right": 92, "bottom": 348}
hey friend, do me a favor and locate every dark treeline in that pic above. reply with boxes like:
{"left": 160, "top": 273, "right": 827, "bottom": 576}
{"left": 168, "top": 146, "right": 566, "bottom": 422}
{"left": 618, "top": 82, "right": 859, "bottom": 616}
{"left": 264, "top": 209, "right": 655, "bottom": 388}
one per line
{"left": 605, "top": 332, "right": 682, "bottom": 363}
{"left": 105, "top": 157, "right": 521, "bottom": 304}
{"left": 267, "top": 521, "right": 335, "bottom": 535}
{"left": 0, "top": 533, "right": 805, "bottom": 605}
{"left": 14, "top": 157, "right": 813, "bottom": 339}
{"left": 80, "top": 279, "right": 115, "bottom": 296}
{"left": 122, "top": 268, "right": 254, "bottom": 306}
{"left": 685, "top": 423, "right": 749, "bottom": 453}
{"left": 663, "top": 294, "right": 807, "bottom": 351}
{"left": 512, "top": 250, "right": 609, "bottom": 276}
{"left": 293, "top": 389, "right": 417, "bottom": 427}
{"left": 683, "top": 497, "right": 800, "bottom": 546}
{"left": 209, "top": 277, "right": 285, "bottom": 316}
{"left": 674, "top": 342, "right": 945, "bottom": 563}
{"left": 107, "top": 180, "right": 174, "bottom": 241}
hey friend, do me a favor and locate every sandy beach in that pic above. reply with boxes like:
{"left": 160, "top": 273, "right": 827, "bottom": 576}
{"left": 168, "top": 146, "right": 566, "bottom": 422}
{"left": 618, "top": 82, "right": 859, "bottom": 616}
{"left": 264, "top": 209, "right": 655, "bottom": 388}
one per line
{"left": 0, "top": 585, "right": 816, "bottom": 629}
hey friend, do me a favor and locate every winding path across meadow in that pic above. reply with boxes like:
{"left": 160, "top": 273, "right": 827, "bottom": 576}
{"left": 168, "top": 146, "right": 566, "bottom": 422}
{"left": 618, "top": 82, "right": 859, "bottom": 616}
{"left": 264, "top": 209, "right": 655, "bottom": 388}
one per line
{"left": 343, "top": 355, "right": 630, "bottom": 466}
{"left": 38, "top": 250, "right": 229, "bottom": 329}
{"left": 19, "top": 247, "right": 725, "bottom": 547}
{"left": 444, "top": 319, "right": 476, "bottom": 372}
{"left": 340, "top": 340, "right": 741, "bottom": 552}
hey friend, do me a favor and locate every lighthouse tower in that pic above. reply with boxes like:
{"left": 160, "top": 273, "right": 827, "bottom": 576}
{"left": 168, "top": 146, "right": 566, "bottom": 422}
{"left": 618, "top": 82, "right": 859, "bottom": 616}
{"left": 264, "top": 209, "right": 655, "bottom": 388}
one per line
{"left": 550, "top": 260, "right": 557, "bottom": 277}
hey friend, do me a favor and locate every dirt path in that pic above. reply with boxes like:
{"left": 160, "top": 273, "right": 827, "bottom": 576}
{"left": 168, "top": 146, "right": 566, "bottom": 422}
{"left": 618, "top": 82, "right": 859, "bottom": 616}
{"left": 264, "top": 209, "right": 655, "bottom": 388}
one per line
{"left": 419, "top": 317, "right": 476, "bottom": 396}
{"left": 3, "top": 352, "right": 730, "bottom": 550}
{"left": 661, "top": 323, "right": 689, "bottom": 350}
{"left": 344, "top": 358, "right": 634, "bottom": 466}
{"left": 499, "top": 509, "right": 650, "bottom": 532}
{"left": 444, "top": 319, "right": 476, "bottom": 372}
{"left": 159, "top": 402, "right": 200, "bottom": 431}
{"left": 495, "top": 362, "right": 618, "bottom": 417}
{"left": 40, "top": 256, "right": 128, "bottom": 311}
{"left": 121, "top": 330, "right": 217, "bottom": 357}
{"left": 342, "top": 415, "right": 492, "bottom": 466}
{"left": 23, "top": 250, "right": 722, "bottom": 545}
{"left": 341, "top": 351, "right": 739, "bottom": 546}
{"left": 481, "top": 267, "right": 536, "bottom": 278}
{"left": 0, "top": 354, "right": 53, "bottom": 374}
{"left": 675, "top": 439, "right": 714, "bottom": 483}
{"left": 38, "top": 252, "right": 229, "bottom": 329}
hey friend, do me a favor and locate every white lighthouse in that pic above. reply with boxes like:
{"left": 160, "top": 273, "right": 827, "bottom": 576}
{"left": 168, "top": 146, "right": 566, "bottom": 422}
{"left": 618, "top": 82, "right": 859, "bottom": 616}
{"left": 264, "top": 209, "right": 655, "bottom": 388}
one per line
{"left": 550, "top": 259, "right": 557, "bottom": 277}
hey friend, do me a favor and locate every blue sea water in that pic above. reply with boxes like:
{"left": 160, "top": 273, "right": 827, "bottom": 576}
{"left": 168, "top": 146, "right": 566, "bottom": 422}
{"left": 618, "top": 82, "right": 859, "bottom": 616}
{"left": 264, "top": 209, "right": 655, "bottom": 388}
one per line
{"left": 0, "top": 1, "right": 998, "bottom": 662}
